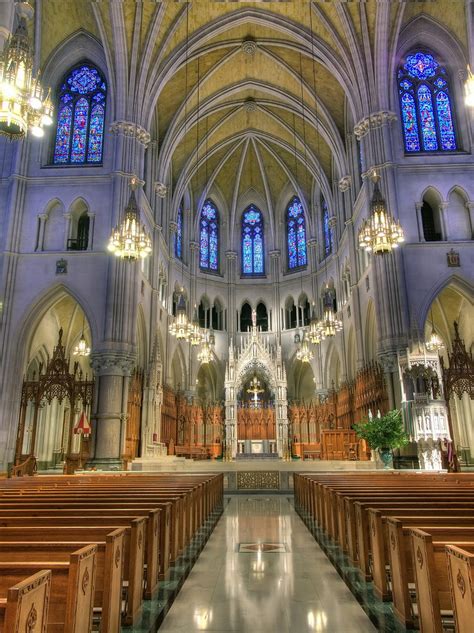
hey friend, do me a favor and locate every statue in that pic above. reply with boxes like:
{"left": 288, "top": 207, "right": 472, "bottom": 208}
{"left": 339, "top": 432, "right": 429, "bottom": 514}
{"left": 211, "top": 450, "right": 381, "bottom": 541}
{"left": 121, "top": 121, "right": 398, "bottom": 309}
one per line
{"left": 251, "top": 308, "right": 257, "bottom": 328}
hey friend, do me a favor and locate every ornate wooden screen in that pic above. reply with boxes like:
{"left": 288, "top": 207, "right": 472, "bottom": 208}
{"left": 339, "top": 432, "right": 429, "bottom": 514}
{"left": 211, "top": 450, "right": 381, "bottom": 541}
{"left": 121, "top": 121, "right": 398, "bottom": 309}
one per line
{"left": 237, "top": 405, "right": 276, "bottom": 440}
{"left": 124, "top": 368, "right": 144, "bottom": 461}
{"left": 15, "top": 328, "right": 94, "bottom": 466}
{"left": 289, "top": 362, "right": 387, "bottom": 459}
{"left": 440, "top": 321, "right": 474, "bottom": 470}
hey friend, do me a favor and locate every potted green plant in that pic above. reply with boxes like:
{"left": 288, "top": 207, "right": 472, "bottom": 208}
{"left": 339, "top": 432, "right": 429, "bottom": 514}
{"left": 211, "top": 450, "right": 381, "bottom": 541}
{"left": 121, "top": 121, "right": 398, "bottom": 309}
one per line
{"left": 353, "top": 409, "right": 409, "bottom": 469}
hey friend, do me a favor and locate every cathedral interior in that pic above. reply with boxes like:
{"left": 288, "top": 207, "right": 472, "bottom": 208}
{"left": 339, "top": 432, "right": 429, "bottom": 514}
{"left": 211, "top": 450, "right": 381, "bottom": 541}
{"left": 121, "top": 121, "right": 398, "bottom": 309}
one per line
{"left": 0, "top": 0, "right": 473, "bottom": 474}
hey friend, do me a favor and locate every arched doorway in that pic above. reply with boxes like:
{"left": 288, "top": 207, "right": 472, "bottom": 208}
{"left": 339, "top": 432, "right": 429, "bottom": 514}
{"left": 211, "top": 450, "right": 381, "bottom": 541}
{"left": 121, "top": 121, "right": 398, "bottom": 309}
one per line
{"left": 15, "top": 294, "right": 93, "bottom": 472}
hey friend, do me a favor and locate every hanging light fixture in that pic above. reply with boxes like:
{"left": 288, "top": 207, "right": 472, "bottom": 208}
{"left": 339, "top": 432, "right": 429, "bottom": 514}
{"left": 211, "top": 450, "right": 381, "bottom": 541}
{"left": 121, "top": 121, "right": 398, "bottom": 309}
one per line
{"left": 0, "top": 2, "right": 53, "bottom": 139}
{"left": 107, "top": 178, "right": 152, "bottom": 260}
{"left": 317, "top": 304, "right": 343, "bottom": 338}
{"left": 308, "top": 303, "right": 325, "bottom": 344}
{"left": 296, "top": 332, "right": 314, "bottom": 363}
{"left": 465, "top": 66, "right": 474, "bottom": 107}
{"left": 73, "top": 318, "right": 90, "bottom": 357}
{"left": 73, "top": 333, "right": 90, "bottom": 357}
{"left": 169, "top": 290, "right": 191, "bottom": 341}
{"left": 189, "top": 304, "right": 203, "bottom": 346}
{"left": 358, "top": 171, "right": 404, "bottom": 255}
{"left": 425, "top": 307, "right": 444, "bottom": 352}
{"left": 197, "top": 329, "right": 214, "bottom": 364}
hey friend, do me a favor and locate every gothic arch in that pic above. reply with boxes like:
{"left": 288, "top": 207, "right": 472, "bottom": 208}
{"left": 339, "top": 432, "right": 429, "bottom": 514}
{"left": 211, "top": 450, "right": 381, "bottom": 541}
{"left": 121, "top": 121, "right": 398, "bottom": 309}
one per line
{"left": 365, "top": 300, "right": 378, "bottom": 363}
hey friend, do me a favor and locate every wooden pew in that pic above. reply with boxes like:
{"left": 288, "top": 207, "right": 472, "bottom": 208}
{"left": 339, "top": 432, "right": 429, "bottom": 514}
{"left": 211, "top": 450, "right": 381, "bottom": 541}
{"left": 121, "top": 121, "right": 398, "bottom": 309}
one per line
{"left": 410, "top": 529, "right": 474, "bottom": 633}
{"left": 0, "top": 524, "right": 143, "bottom": 626}
{"left": 369, "top": 509, "right": 474, "bottom": 602}
{"left": 0, "top": 570, "right": 51, "bottom": 633}
{"left": 446, "top": 544, "right": 474, "bottom": 633}
{"left": 0, "top": 544, "right": 96, "bottom": 633}
{"left": 0, "top": 533, "right": 123, "bottom": 633}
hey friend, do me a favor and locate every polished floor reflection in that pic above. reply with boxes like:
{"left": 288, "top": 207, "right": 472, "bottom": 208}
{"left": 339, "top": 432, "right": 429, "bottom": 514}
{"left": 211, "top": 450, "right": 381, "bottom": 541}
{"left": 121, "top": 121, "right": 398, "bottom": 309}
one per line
{"left": 159, "top": 496, "right": 377, "bottom": 632}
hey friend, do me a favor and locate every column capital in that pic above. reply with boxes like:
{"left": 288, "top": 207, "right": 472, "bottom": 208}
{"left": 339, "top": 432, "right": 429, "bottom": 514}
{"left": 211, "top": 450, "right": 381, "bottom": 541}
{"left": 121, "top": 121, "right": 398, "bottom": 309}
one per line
{"left": 328, "top": 216, "right": 337, "bottom": 229}
{"left": 415, "top": 201, "right": 424, "bottom": 211}
{"left": 90, "top": 349, "right": 136, "bottom": 377}
{"left": 338, "top": 175, "right": 352, "bottom": 192}
{"left": 225, "top": 250, "right": 238, "bottom": 260}
{"left": 307, "top": 238, "right": 318, "bottom": 248}
{"left": 38, "top": 213, "right": 48, "bottom": 221}
{"left": 109, "top": 120, "right": 151, "bottom": 147}
{"left": 439, "top": 202, "right": 449, "bottom": 212}
{"left": 189, "top": 241, "right": 199, "bottom": 251}
{"left": 377, "top": 352, "right": 398, "bottom": 373}
{"left": 154, "top": 182, "right": 168, "bottom": 198}
{"left": 465, "top": 202, "right": 474, "bottom": 211}
{"left": 269, "top": 249, "right": 281, "bottom": 259}
{"left": 354, "top": 111, "right": 397, "bottom": 139}
{"left": 169, "top": 221, "right": 178, "bottom": 234}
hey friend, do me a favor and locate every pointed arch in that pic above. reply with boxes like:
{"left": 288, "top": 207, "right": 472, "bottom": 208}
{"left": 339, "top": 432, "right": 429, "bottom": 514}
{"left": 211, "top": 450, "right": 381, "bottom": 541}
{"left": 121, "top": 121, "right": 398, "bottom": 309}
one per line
{"left": 241, "top": 204, "right": 265, "bottom": 275}
{"left": 52, "top": 62, "right": 107, "bottom": 165}
{"left": 286, "top": 196, "right": 307, "bottom": 270}
{"left": 199, "top": 198, "right": 219, "bottom": 272}
{"left": 398, "top": 50, "right": 457, "bottom": 153}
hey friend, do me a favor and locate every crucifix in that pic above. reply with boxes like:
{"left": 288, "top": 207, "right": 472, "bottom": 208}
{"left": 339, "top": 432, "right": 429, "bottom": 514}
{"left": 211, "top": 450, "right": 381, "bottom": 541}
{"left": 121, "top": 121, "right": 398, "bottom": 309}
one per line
{"left": 247, "top": 375, "right": 264, "bottom": 407}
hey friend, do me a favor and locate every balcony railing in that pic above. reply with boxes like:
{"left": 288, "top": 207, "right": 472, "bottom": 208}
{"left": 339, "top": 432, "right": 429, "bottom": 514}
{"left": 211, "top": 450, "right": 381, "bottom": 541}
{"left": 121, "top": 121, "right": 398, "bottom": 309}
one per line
{"left": 67, "top": 238, "right": 88, "bottom": 251}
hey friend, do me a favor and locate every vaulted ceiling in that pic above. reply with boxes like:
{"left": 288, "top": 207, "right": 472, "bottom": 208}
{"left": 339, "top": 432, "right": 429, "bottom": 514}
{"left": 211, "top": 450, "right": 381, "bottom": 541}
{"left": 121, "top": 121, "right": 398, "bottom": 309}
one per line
{"left": 39, "top": 1, "right": 469, "bottom": 216}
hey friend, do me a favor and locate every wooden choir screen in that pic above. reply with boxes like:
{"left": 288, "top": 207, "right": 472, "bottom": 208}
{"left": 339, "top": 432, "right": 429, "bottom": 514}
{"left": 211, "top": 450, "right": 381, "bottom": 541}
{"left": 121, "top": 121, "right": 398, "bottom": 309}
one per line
{"left": 160, "top": 387, "right": 224, "bottom": 459}
{"left": 237, "top": 406, "right": 276, "bottom": 440}
{"left": 289, "top": 362, "right": 388, "bottom": 460}
{"left": 124, "top": 368, "right": 144, "bottom": 462}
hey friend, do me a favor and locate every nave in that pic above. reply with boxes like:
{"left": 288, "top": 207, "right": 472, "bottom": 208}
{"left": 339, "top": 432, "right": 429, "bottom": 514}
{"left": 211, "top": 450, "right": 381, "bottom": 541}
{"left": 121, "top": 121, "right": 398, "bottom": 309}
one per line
{"left": 160, "top": 496, "right": 376, "bottom": 633}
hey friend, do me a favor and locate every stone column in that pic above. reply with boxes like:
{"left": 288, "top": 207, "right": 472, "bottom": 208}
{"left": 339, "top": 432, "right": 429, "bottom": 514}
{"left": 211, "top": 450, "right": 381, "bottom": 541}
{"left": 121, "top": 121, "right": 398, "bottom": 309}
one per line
{"left": 269, "top": 250, "right": 281, "bottom": 334}
{"left": 378, "top": 352, "right": 402, "bottom": 410}
{"left": 87, "top": 212, "right": 96, "bottom": 250}
{"left": 63, "top": 212, "right": 72, "bottom": 250}
{"left": 36, "top": 213, "right": 48, "bottom": 251}
{"left": 189, "top": 241, "right": 199, "bottom": 309}
{"left": 89, "top": 351, "right": 135, "bottom": 469}
{"left": 415, "top": 202, "right": 425, "bottom": 242}
{"left": 307, "top": 238, "right": 318, "bottom": 304}
{"left": 465, "top": 202, "right": 474, "bottom": 238}
{"left": 439, "top": 202, "right": 450, "bottom": 241}
{"left": 226, "top": 251, "right": 238, "bottom": 335}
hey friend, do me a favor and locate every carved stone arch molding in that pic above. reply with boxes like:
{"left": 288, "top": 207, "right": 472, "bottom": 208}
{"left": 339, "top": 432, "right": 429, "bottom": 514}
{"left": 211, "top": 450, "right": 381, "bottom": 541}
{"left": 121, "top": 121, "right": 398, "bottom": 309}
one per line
{"left": 224, "top": 319, "right": 288, "bottom": 458}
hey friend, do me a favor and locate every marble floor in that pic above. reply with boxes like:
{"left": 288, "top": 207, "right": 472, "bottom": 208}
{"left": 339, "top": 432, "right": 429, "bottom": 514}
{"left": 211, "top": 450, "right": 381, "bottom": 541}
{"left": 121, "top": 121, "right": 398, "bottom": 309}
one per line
{"left": 159, "top": 496, "right": 377, "bottom": 633}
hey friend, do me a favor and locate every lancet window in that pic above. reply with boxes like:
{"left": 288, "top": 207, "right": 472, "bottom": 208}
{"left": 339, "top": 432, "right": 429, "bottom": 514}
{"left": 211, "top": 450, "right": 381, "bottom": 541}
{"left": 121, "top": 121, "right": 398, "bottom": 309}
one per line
{"left": 322, "top": 196, "right": 332, "bottom": 257}
{"left": 199, "top": 199, "right": 219, "bottom": 272}
{"left": 398, "top": 51, "right": 457, "bottom": 153}
{"left": 175, "top": 201, "right": 183, "bottom": 259}
{"left": 242, "top": 205, "right": 264, "bottom": 275}
{"left": 286, "top": 196, "right": 307, "bottom": 270}
{"left": 53, "top": 64, "right": 107, "bottom": 165}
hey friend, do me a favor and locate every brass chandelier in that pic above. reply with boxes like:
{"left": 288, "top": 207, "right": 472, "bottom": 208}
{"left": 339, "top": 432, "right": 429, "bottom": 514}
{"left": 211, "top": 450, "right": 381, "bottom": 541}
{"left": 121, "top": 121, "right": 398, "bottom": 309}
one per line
{"left": 0, "top": 2, "right": 53, "bottom": 139}
{"left": 107, "top": 178, "right": 152, "bottom": 260}
{"left": 425, "top": 308, "right": 444, "bottom": 352}
{"left": 358, "top": 172, "right": 404, "bottom": 254}
{"left": 197, "top": 330, "right": 215, "bottom": 364}
{"left": 189, "top": 305, "right": 203, "bottom": 347}
{"left": 296, "top": 332, "right": 314, "bottom": 363}
{"left": 169, "top": 291, "right": 191, "bottom": 341}
{"left": 317, "top": 306, "right": 343, "bottom": 338}
{"left": 308, "top": 304, "right": 325, "bottom": 344}
{"left": 73, "top": 334, "right": 90, "bottom": 357}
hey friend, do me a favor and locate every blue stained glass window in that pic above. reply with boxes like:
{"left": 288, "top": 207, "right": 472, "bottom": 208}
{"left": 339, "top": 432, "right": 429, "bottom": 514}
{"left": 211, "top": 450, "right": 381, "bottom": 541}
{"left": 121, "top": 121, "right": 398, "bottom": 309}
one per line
{"left": 199, "top": 199, "right": 219, "bottom": 271}
{"left": 53, "top": 64, "right": 107, "bottom": 165}
{"left": 286, "top": 196, "right": 307, "bottom": 269}
{"left": 53, "top": 106, "right": 73, "bottom": 164}
{"left": 398, "top": 51, "right": 457, "bottom": 153}
{"left": 241, "top": 205, "right": 265, "bottom": 275}
{"left": 175, "top": 201, "right": 183, "bottom": 259}
{"left": 322, "top": 197, "right": 332, "bottom": 257}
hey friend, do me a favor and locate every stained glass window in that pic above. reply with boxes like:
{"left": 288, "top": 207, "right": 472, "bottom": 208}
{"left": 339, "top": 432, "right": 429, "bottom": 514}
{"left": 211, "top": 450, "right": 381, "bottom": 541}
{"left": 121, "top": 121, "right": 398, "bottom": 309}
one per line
{"left": 53, "top": 64, "right": 107, "bottom": 165}
{"left": 322, "top": 197, "right": 332, "bottom": 257}
{"left": 175, "top": 201, "right": 183, "bottom": 259}
{"left": 398, "top": 51, "right": 457, "bottom": 153}
{"left": 241, "top": 205, "right": 265, "bottom": 275}
{"left": 200, "top": 199, "right": 219, "bottom": 272}
{"left": 286, "top": 196, "right": 307, "bottom": 270}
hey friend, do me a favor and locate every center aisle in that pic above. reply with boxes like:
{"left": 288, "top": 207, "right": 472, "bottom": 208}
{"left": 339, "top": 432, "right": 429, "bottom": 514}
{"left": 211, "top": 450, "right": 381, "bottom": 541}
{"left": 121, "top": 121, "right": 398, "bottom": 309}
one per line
{"left": 160, "top": 496, "right": 376, "bottom": 632}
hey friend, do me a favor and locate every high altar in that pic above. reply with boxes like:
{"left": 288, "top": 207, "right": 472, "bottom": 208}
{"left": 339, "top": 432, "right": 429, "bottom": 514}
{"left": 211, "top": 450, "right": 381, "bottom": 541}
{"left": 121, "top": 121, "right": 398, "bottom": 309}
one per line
{"left": 224, "top": 311, "right": 289, "bottom": 458}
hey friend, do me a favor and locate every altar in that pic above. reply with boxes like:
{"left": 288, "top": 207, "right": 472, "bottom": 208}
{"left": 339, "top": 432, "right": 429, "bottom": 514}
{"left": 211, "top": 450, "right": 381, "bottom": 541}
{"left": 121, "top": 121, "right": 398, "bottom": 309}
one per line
{"left": 224, "top": 309, "right": 289, "bottom": 459}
